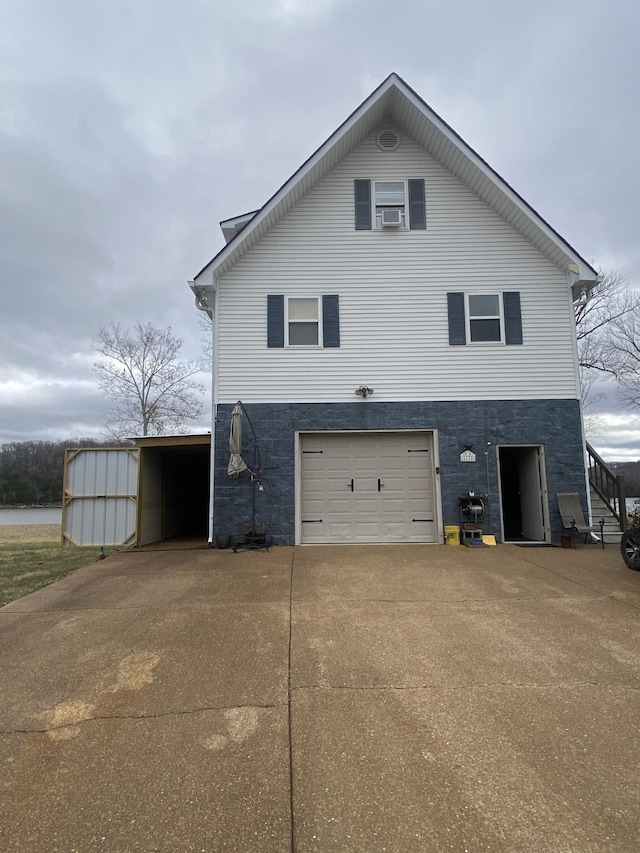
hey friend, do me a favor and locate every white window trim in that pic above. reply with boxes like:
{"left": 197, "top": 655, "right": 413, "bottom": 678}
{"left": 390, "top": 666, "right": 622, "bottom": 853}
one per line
{"left": 285, "top": 296, "right": 323, "bottom": 348}
{"left": 465, "top": 293, "right": 505, "bottom": 345}
{"left": 373, "top": 179, "right": 408, "bottom": 230}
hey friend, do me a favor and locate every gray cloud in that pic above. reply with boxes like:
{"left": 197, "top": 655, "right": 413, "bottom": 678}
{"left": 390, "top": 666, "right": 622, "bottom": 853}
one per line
{"left": 1, "top": 0, "right": 639, "bottom": 456}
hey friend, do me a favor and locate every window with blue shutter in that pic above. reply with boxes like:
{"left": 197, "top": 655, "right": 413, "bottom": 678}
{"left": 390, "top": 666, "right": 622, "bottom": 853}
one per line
{"left": 356, "top": 178, "right": 426, "bottom": 230}
{"left": 447, "top": 291, "right": 523, "bottom": 346}
{"left": 267, "top": 295, "right": 340, "bottom": 348}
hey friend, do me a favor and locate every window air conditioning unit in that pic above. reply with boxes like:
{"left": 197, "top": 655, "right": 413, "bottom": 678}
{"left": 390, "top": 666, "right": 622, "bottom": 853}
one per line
{"left": 381, "top": 209, "right": 403, "bottom": 227}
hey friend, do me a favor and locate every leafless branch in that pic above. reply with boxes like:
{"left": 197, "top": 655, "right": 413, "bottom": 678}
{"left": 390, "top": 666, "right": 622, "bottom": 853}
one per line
{"left": 93, "top": 322, "right": 205, "bottom": 438}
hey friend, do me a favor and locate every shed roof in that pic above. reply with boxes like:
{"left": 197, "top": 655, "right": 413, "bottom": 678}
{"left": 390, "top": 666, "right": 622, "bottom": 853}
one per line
{"left": 130, "top": 434, "right": 211, "bottom": 448}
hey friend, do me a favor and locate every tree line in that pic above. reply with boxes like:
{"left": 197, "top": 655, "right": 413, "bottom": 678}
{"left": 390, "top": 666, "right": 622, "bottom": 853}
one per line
{"left": 3, "top": 286, "right": 639, "bottom": 507}
{"left": 609, "top": 461, "right": 640, "bottom": 498}
{"left": 0, "top": 439, "right": 117, "bottom": 506}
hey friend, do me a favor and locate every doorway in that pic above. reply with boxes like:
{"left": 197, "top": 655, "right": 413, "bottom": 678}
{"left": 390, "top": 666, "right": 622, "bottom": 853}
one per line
{"left": 137, "top": 439, "right": 210, "bottom": 546}
{"left": 498, "top": 445, "right": 549, "bottom": 542}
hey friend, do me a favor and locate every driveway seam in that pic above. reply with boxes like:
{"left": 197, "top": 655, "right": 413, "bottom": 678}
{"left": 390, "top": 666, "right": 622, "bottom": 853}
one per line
{"left": 287, "top": 547, "right": 295, "bottom": 853}
{"left": 289, "top": 681, "right": 639, "bottom": 692}
{"left": 290, "top": 594, "right": 605, "bottom": 604}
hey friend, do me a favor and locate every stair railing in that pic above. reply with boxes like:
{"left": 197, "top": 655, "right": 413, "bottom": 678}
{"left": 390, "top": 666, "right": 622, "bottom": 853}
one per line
{"left": 586, "top": 441, "right": 627, "bottom": 532}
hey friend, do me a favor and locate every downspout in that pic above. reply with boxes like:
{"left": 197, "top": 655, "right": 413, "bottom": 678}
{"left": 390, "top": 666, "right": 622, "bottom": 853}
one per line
{"left": 189, "top": 278, "right": 218, "bottom": 545}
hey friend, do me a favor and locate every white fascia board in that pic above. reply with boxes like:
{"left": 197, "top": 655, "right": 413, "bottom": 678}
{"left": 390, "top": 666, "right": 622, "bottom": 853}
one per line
{"left": 394, "top": 81, "right": 598, "bottom": 282}
{"left": 568, "top": 266, "right": 603, "bottom": 302}
{"left": 220, "top": 210, "right": 259, "bottom": 243}
{"left": 194, "top": 72, "right": 597, "bottom": 285}
{"left": 189, "top": 274, "right": 217, "bottom": 318}
{"left": 194, "top": 75, "right": 400, "bottom": 283}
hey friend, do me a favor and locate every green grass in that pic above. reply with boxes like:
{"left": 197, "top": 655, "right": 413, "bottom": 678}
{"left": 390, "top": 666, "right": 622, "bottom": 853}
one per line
{"left": 0, "top": 542, "right": 114, "bottom": 607}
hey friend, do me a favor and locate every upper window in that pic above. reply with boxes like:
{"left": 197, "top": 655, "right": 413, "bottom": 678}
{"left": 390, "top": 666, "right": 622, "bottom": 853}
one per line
{"left": 375, "top": 181, "right": 406, "bottom": 228}
{"left": 447, "top": 291, "right": 522, "bottom": 346}
{"left": 354, "top": 179, "right": 426, "bottom": 230}
{"left": 467, "top": 294, "right": 503, "bottom": 343}
{"left": 267, "top": 294, "right": 340, "bottom": 349}
{"left": 287, "top": 297, "right": 320, "bottom": 346}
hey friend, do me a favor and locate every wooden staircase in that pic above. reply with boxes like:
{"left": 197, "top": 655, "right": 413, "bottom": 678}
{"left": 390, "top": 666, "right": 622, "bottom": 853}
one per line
{"left": 587, "top": 442, "right": 627, "bottom": 542}
{"left": 590, "top": 486, "right": 623, "bottom": 542}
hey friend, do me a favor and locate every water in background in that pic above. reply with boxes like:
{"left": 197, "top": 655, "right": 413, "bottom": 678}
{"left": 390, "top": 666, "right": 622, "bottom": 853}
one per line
{"left": 1, "top": 499, "right": 638, "bottom": 527}
{"left": 0, "top": 507, "right": 62, "bottom": 525}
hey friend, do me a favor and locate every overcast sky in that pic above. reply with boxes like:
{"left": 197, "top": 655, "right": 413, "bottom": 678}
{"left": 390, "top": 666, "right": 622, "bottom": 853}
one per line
{"left": 1, "top": 0, "right": 639, "bottom": 459}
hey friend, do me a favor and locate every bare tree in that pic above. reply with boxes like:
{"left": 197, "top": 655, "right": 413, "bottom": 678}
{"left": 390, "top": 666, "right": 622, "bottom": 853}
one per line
{"left": 575, "top": 269, "right": 639, "bottom": 376}
{"left": 574, "top": 269, "right": 640, "bottom": 439}
{"left": 93, "top": 322, "right": 205, "bottom": 439}
{"left": 608, "top": 309, "right": 640, "bottom": 412}
{"left": 198, "top": 312, "right": 212, "bottom": 361}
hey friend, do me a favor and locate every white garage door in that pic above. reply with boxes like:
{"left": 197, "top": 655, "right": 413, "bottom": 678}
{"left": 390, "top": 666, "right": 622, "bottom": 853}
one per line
{"left": 299, "top": 432, "right": 437, "bottom": 544}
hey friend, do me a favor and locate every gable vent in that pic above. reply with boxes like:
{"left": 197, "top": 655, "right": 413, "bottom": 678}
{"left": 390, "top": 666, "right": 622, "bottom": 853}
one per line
{"left": 376, "top": 129, "right": 400, "bottom": 152}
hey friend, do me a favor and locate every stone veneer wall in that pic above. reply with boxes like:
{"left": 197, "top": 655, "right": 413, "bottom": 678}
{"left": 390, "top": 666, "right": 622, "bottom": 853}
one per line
{"left": 213, "top": 400, "right": 586, "bottom": 545}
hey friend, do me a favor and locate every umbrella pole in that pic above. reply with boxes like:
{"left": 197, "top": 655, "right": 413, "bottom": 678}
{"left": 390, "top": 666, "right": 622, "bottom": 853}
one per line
{"left": 233, "top": 401, "right": 268, "bottom": 552}
{"left": 249, "top": 438, "right": 257, "bottom": 545}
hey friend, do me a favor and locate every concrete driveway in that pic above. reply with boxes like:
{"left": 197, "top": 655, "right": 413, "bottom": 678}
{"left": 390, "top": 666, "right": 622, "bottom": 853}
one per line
{"left": 1, "top": 543, "right": 640, "bottom": 852}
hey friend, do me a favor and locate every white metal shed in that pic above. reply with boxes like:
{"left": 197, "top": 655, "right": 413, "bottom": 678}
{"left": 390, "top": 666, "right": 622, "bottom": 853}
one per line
{"left": 62, "top": 434, "right": 211, "bottom": 547}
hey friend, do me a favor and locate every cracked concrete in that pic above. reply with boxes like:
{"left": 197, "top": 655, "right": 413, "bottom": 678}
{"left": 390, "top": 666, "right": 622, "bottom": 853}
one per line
{"left": 1, "top": 543, "right": 640, "bottom": 850}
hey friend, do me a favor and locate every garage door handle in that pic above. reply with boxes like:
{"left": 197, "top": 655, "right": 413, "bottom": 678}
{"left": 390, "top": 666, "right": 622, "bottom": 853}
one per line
{"left": 378, "top": 479, "right": 384, "bottom": 491}
{"left": 349, "top": 479, "right": 354, "bottom": 491}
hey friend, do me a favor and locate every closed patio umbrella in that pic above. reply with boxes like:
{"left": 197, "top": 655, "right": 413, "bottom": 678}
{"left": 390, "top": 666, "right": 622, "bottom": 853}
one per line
{"left": 228, "top": 403, "right": 248, "bottom": 477}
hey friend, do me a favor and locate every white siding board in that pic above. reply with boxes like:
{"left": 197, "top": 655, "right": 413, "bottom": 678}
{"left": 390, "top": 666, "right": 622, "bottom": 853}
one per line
{"left": 216, "top": 131, "right": 580, "bottom": 403}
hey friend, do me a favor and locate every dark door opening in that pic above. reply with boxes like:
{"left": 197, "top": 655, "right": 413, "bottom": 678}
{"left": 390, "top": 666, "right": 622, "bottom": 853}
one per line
{"left": 498, "top": 445, "right": 548, "bottom": 542}
{"left": 164, "top": 449, "right": 210, "bottom": 539}
{"left": 138, "top": 443, "right": 210, "bottom": 545}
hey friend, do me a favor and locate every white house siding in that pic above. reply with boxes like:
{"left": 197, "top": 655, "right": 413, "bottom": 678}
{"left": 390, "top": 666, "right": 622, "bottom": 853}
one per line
{"left": 216, "top": 129, "right": 580, "bottom": 404}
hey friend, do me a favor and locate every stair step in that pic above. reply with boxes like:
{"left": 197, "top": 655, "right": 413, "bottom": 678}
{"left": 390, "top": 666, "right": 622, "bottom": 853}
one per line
{"left": 589, "top": 487, "right": 622, "bottom": 535}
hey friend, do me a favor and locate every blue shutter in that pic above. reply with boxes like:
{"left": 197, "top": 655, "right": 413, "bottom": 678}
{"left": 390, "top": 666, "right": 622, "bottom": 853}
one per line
{"left": 267, "top": 295, "right": 285, "bottom": 348}
{"left": 322, "top": 295, "right": 340, "bottom": 347}
{"left": 503, "top": 292, "right": 523, "bottom": 345}
{"left": 447, "top": 293, "right": 466, "bottom": 345}
{"left": 408, "top": 179, "right": 426, "bottom": 230}
{"left": 354, "top": 180, "right": 372, "bottom": 230}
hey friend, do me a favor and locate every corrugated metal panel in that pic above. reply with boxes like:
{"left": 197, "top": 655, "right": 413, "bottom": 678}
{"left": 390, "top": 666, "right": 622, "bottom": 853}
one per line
{"left": 62, "top": 448, "right": 139, "bottom": 546}
{"left": 215, "top": 132, "right": 580, "bottom": 403}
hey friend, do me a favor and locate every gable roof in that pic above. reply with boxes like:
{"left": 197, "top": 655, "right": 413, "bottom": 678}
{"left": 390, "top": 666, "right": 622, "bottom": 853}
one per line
{"left": 193, "top": 73, "right": 598, "bottom": 289}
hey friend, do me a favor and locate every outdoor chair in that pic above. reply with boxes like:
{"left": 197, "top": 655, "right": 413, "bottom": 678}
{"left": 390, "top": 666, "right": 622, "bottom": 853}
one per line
{"left": 556, "top": 492, "right": 605, "bottom": 549}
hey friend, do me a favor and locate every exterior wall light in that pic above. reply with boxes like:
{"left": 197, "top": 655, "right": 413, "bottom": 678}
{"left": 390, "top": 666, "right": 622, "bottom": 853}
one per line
{"left": 355, "top": 385, "right": 374, "bottom": 398}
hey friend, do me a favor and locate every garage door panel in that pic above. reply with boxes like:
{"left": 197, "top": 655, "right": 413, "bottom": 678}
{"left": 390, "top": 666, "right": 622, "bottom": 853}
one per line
{"left": 380, "top": 523, "right": 410, "bottom": 541}
{"left": 380, "top": 498, "right": 406, "bottom": 513}
{"left": 355, "top": 499, "right": 379, "bottom": 514}
{"left": 300, "top": 432, "right": 438, "bottom": 544}
{"left": 326, "top": 523, "right": 351, "bottom": 541}
{"left": 328, "top": 499, "right": 352, "bottom": 514}
{"left": 328, "top": 461, "right": 350, "bottom": 473}
{"left": 355, "top": 522, "right": 383, "bottom": 538}
{"left": 380, "top": 476, "right": 405, "bottom": 491}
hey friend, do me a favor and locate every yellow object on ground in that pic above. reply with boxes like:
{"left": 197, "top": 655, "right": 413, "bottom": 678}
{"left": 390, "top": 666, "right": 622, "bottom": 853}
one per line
{"left": 482, "top": 535, "right": 497, "bottom": 546}
{"left": 444, "top": 525, "right": 460, "bottom": 545}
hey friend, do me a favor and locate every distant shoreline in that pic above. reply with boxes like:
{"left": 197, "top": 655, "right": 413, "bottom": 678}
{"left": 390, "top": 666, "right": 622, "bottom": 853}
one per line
{"left": 0, "top": 504, "right": 62, "bottom": 509}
